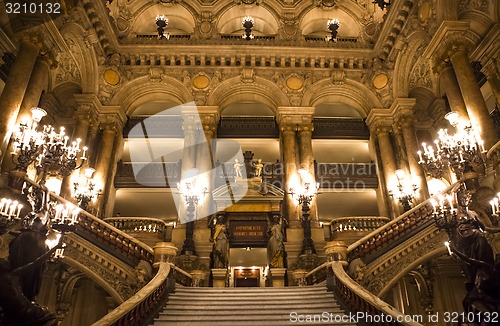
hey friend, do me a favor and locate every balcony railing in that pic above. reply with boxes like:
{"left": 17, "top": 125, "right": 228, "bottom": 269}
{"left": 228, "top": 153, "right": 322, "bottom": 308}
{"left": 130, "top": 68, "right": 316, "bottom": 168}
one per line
{"left": 103, "top": 217, "right": 174, "bottom": 246}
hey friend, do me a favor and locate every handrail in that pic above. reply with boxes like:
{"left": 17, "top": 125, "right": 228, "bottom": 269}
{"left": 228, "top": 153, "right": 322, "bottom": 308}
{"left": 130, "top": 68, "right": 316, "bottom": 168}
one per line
{"left": 347, "top": 179, "right": 466, "bottom": 262}
{"left": 103, "top": 217, "right": 170, "bottom": 234}
{"left": 173, "top": 266, "right": 193, "bottom": 287}
{"left": 331, "top": 261, "right": 423, "bottom": 326}
{"left": 92, "top": 262, "right": 173, "bottom": 326}
{"left": 21, "top": 177, "right": 154, "bottom": 265}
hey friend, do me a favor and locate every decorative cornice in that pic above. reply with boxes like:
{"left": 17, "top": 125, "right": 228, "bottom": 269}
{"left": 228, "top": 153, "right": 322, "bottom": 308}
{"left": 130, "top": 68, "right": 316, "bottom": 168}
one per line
{"left": 422, "top": 21, "right": 470, "bottom": 61}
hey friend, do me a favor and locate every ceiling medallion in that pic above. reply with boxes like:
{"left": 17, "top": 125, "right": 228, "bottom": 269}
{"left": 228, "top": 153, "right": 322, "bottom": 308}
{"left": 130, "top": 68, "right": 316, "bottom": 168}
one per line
{"left": 103, "top": 69, "right": 120, "bottom": 86}
{"left": 372, "top": 73, "right": 388, "bottom": 89}
{"left": 286, "top": 75, "right": 304, "bottom": 90}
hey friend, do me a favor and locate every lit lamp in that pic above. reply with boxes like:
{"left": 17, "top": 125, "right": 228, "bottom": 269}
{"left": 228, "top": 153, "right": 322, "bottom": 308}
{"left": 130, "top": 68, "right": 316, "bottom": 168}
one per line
{"left": 177, "top": 180, "right": 207, "bottom": 255}
{"left": 389, "top": 169, "right": 419, "bottom": 212}
{"left": 326, "top": 19, "right": 340, "bottom": 42}
{"left": 417, "top": 112, "right": 485, "bottom": 179}
{"left": 289, "top": 169, "right": 318, "bottom": 254}
{"left": 242, "top": 16, "right": 255, "bottom": 40}
{"left": 11, "top": 107, "right": 88, "bottom": 185}
{"left": 155, "top": 15, "right": 169, "bottom": 40}
{"left": 0, "top": 197, "right": 23, "bottom": 235}
{"left": 73, "top": 167, "right": 100, "bottom": 211}
{"left": 490, "top": 192, "right": 500, "bottom": 219}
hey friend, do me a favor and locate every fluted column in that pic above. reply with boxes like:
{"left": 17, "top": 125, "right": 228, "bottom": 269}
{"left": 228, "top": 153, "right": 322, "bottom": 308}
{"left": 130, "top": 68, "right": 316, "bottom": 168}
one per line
{"left": 1, "top": 58, "right": 49, "bottom": 173}
{"left": 450, "top": 44, "right": 498, "bottom": 149}
{"left": 297, "top": 121, "right": 318, "bottom": 222}
{"left": 435, "top": 61, "right": 470, "bottom": 120}
{"left": 0, "top": 40, "right": 40, "bottom": 166}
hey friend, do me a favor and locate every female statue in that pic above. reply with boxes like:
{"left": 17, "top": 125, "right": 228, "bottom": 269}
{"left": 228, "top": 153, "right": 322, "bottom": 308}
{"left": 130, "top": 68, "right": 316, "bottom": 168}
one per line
{"left": 268, "top": 215, "right": 286, "bottom": 268}
{"left": 212, "top": 216, "right": 229, "bottom": 269}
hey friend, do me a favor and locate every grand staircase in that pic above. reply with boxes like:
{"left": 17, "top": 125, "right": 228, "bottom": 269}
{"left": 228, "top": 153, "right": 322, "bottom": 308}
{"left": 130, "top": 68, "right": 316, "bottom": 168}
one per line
{"left": 152, "top": 284, "right": 357, "bottom": 326}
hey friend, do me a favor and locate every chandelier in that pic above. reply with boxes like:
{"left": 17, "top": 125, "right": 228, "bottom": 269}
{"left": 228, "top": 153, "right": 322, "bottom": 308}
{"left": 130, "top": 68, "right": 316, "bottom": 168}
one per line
{"left": 177, "top": 179, "right": 207, "bottom": 255}
{"left": 242, "top": 16, "right": 255, "bottom": 40}
{"left": 73, "top": 167, "right": 100, "bottom": 210}
{"left": 490, "top": 192, "right": 500, "bottom": 219}
{"left": 389, "top": 169, "right": 419, "bottom": 212}
{"left": 155, "top": 15, "right": 169, "bottom": 40}
{"left": 326, "top": 19, "right": 340, "bottom": 42}
{"left": 417, "top": 112, "right": 485, "bottom": 179}
{"left": 11, "top": 107, "right": 88, "bottom": 184}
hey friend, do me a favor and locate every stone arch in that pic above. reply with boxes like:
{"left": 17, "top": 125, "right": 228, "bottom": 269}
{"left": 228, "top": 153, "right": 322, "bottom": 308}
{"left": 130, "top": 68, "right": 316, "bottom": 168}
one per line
{"left": 409, "top": 87, "right": 438, "bottom": 122}
{"left": 61, "top": 256, "right": 124, "bottom": 304}
{"left": 50, "top": 82, "right": 83, "bottom": 118}
{"left": 457, "top": 1, "right": 495, "bottom": 39}
{"left": 299, "top": 6, "right": 362, "bottom": 38}
{"left": 393, "top": 33, "right": 432, "bottom": 98}
{"left": 302, "top": 79, "right": 381, "bottom": 117}
{"left": 206, "top": 77, "right": 289, "bottom": 114}
{"left": 378, "top": 247, "right": 447, "bottom": 297}
{"left": 109, "top": 76, "right": 193, "bottom": 116}
{"left": 58, "top": 20, "right": 99, "bottom": 94}
{"left": 129, "top": 2, "right": 196, "bottom": 34}
{"left": 215, "top": 4, "right": 279, "bottom": 35}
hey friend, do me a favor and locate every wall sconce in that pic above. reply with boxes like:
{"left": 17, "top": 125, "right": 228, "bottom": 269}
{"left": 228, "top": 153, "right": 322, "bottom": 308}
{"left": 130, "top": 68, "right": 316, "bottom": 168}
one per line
{"left": 242, "top": 16, "right": 255, "bottom": 40}
{"left": 326, "top": 19, "right": 340, "bottom": 42}
{"left": 156, "top": 15, "right": 169, "bottom": 40}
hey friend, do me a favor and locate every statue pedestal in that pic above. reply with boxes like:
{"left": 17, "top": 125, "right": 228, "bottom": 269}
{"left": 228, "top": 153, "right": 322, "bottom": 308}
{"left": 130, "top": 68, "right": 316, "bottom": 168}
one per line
{"left": 191, "top": 269, "right": 206, "bottom": 287}
{"left": 270, "top": 268, "right": 287, "bottom": 287}
{"left": 211, "top": 268, "right": 228, "bottom": 287}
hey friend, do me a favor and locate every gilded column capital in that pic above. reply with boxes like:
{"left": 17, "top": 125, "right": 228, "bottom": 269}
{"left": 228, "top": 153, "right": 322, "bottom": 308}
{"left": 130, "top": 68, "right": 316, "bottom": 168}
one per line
{"left": 366, "top": 108, "right": 394, "bottom": 135}
{"left": 280, "top": 123, "right": 297, "bottom": 135}
{"left": 297, "top": 123, "right": 314, "bottom": 135}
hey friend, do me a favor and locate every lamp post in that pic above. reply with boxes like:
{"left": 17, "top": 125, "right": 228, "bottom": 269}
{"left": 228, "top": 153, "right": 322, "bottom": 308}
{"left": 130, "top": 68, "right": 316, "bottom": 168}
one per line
{"left": 73, "top": 167, "right": 100, "bottom": 211}
{"left": 289, "top": 169, "right": 317, "bottom": 254}
{"left": 389, "top": 169, "right": 419, "bottom": 212}
{"left": 326, "top": 19, "right": 340, "bottom": 43}
{"left": 177, "top": 181, "right": 207, "bottom": 255}
{"left": 155, "top": 15, "right": 169, "bottom": 40}
{"left": 242, "top": 16, "right": 255, "bottom": 40}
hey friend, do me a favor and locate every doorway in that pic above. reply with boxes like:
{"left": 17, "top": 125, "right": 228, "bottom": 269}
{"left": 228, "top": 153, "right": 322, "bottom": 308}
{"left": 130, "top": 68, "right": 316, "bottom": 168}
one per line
{"left": 229, "top": 248, "right": 267, "bottom": 287}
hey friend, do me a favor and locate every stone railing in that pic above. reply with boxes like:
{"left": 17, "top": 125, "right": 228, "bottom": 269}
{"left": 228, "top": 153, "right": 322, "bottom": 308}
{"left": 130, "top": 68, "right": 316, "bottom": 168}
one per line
{"left": 346, "top": 181, "right": 464, "bottom": 264}
{"left": 92, "top": 243, "right": 177, "bottom": 326}
{"left": 329, "top": 216, "right": 390, "bottom": 234}
{"left": 300, "top": 243, "right": 422, "bottom": 326}
{"left": 331, "top": 261, "right": 423, "bottom": 326}
{"left": 103, "top": 217, "right": 174, "bottom": 247}
{"left": 15, "top": 175, "right": 154, "bottom": 267}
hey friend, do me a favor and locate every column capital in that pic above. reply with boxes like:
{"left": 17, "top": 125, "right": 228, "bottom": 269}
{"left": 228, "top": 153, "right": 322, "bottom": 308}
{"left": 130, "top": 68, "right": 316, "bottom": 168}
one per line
{"left": 422, "top": 21, "right": 473, "bottom": 62}
{"left": 366, "top": 108, "right": 393, "bottom": 134}
{"left": 197, "top": 106, "right": 220, "bottom": 137}
{"left": 390, "top": 98, "right": 417, "bottom": 126}
{"left": 276, "top": 107, "right": 314, "bottom": 126}
{"left": 297, "top": 122, "right": 314, "bottom": 135}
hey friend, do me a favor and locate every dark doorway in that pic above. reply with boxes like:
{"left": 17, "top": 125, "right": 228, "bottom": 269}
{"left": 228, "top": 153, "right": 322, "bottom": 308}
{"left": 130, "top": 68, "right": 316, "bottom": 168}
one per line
{"left": 234, "top": 268, "right": 260, "bottom": 287}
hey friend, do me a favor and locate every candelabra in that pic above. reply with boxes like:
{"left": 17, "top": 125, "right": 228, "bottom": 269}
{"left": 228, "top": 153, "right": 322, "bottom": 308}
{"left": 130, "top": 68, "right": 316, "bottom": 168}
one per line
{"left": 155, "top": 15, "right": 169, "bottom": 40}
{"left": 177, "top": 180, "right": 207, "bottom": 255}
{"left": 373, "top": 0, "right": 391, "bottom": 10}
{"left": 417, "top": 112, "right": 485, "bottom": 179}
{"left": 289, "top": 169, "right": 318, "bottom": 254}
{"left": 326, "top": 19, "right": 340, "bottom": 43}
{"left": 242, "top": 16, "right": 255, "bottom": 40}
{"left": 73, "top": 167, "right": 100, "bottom": 211}
{"left": 389, "top": 169, "right": 419, "bottom": 212}
{"left": 11, "top": 107, "right": 88, "bottom": 185}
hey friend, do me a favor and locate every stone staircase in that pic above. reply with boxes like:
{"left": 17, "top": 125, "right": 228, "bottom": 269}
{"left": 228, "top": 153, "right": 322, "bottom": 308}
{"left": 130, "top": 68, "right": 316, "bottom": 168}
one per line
{"left": 152, "top": 284, "right": 357, "bottom": 326}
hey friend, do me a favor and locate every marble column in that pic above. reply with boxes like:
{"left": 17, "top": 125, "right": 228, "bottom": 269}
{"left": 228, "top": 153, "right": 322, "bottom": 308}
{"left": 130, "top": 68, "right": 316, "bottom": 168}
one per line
{"left": 280, "top": 123, "right": 299, "bottom": 226}
{"left": 1, "top": 58, "right": 49, "bottom": 173}
{"left": 392, "top": 99, "right": 430, "bottom": 201}
{"left": 0, "top": 40, "right": 40, "bottom": 166}
{"left": 59, "top": 105, "right": 97, "bottom": 199}
{"left": 297, "top": 121, "right": 318, "bottom": 222}
{"left": 94, "top": 120, "right": 118, "bottom": 217}
{"left": 483, "top": 61, "right": 500, "bottom": 108}
{"left": 436, "top": 62, "right": 470, "bottom": 120}
{"left": 450, "top": 45, "right": 498, "bottom": 149}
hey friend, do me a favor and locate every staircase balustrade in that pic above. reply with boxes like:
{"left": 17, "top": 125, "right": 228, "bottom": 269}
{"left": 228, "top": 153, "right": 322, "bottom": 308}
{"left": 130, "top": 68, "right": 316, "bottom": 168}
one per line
{"left": 104, "top": 217, "right": 173, "bottom": 246}
{"left": 19, "top": 177, "right": 154, "bottom": 266}
{"left": 92, "top": 262, "right": 174, "bottom": 326}
{"left": 347, "top": 180, "right": 464, "bottom": 263}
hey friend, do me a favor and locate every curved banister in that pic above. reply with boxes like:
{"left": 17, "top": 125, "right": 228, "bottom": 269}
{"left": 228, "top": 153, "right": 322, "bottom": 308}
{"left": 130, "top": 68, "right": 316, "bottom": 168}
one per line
{"left": 330, "top": 261, "right": 424, "bottom": 326}
{"left": 21, "top": 177, "right": 154, "bottom": 265}
{"left": 91, "top": 262, "right": 172, "bottom": 326}
{"left": 346, "top": 179, "right": 468, "bottom": 262}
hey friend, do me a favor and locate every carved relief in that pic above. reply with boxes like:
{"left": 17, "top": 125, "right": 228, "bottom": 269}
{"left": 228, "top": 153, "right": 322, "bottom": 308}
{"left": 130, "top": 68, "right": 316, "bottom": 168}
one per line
{"left": 409, "top": 62, "right": 433, "bottom": 90}
{"left": 55, "top": 52, "right": 81, "bottom": 84}
{"left": 278, "top": 13, "right": 299, "bottom": 40}
{"left": 458, "top": 0, "right": 489, "bottom": 13}
{"left": 196, "top": 11, "right": 217, "bottom": 39}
